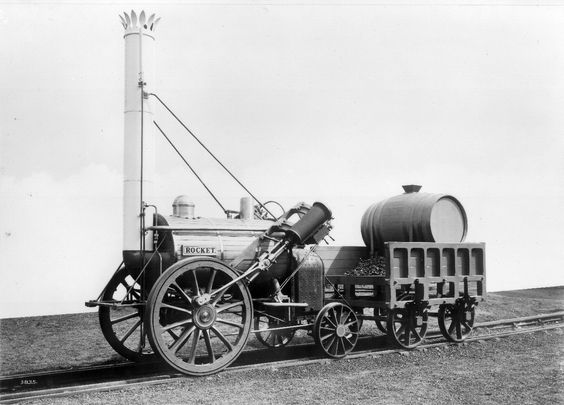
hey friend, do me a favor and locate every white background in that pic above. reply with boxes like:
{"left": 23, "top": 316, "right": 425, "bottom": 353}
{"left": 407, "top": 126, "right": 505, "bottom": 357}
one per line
{"left": 1, "top": 1, "right": 563, "bottom": 318}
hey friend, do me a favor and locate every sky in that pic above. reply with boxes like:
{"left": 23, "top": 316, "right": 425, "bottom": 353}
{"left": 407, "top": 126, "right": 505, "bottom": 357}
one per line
{"left": 1, "top": 1, "right": 563, "bottom": 318}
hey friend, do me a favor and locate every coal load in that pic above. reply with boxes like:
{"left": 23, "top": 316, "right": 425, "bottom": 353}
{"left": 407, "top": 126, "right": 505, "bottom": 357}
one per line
{"left": 345, "top": 256, "right": 387, "bottom": 276}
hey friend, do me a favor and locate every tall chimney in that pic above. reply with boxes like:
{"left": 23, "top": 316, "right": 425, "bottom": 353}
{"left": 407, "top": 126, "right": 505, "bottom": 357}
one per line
{"left": 120, "top": 11, "right": 160, "bottom": 254}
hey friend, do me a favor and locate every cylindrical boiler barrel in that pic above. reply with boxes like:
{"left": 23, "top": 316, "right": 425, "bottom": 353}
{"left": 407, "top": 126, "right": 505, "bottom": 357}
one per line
{"left": 361, "top": 185, "right": 467, "bottom": 253}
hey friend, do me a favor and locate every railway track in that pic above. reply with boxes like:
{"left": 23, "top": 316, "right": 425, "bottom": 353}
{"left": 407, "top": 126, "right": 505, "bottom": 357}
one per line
{"left": 1, "top": 311, "right": 562, "bottom": 404}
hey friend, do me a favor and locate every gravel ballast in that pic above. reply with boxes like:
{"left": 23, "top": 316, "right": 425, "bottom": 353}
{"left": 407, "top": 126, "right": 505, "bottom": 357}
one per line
{"left": 23, "top": 329, "right": 564, "bottom": 405}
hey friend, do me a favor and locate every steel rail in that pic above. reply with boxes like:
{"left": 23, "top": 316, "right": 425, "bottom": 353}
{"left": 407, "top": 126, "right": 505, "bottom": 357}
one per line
{"left": 1, "top": 311, "right": 562, "bottom": 404}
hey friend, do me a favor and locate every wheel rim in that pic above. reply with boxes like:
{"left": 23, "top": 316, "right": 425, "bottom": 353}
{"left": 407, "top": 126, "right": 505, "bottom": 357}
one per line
{"left": 387, "top": 305, "right": 428, "bottom": 349}
{"left": 438, "top": 302, "right": 475, "bottom": 343}
{"left": 99, "top": 267, "right": 153, "bottom": 361}
{"left": 314, "top": 303, "right": 359, "bottom": 358}
{"left": 145, "top": 258, "right": 252, "bottom": 376}
{"left": 254, "top": 313, "right": 295, "bottom": 348}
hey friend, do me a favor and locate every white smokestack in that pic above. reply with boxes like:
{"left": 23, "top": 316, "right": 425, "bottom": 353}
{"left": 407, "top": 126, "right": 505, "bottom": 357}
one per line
{"left": 120, "top": 11, "right": 160, "bottom": 252}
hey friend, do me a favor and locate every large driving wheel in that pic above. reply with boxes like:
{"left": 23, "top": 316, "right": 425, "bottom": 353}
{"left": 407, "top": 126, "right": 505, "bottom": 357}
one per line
{"left": 254, "top": 312, "right": 295, "bottom": 348}
{"left": 387, "top": 303, "right": 428, "bottom": 349}
{"left": 438, "top": 300, "right": 475, "bottom": 343}
{"left": 313, "top": 302, "right": 359, "bottom": 359}
{"left": 99, "top": 266, "right": 154, "bottom": 362}
{"left": 145, "top": 258, "right": 253, "bottom": 376}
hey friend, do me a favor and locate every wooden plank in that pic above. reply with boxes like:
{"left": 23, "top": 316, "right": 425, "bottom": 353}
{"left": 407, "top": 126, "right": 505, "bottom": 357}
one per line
{"left": 316, "top": 245, "right": 368, "bottom": 261}
{"left": 317, "top": 245, "right": 367, "bottom": 276}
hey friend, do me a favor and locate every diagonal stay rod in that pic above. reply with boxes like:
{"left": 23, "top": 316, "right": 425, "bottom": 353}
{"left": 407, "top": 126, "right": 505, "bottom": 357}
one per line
{"left": 150, "top": 93, "right": 276, "bottom": 220}
{"left": 153, "top": 120, "right": 227, "bottom": 214}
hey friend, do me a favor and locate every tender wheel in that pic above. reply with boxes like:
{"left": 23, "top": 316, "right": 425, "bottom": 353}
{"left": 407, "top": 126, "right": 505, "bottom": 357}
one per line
{"left": 99, "top": 266, "right": 154, "bottom": 361}
{"left": 314, "top": 303, "right": 359, "bottom": 358}
{"left": 387, "top": 303, "right": 428, "bottom": 349}
{"left": 374, "top": 293, "right": 413, "bottom": 334}
{"left": 145, "top": 258, "right": 253, "bottom": 376}
{"left": 373, "top": 307, "right": 388, "bottom": 334}
{"left": 438, "top": 301, "right": 475, "bottom": 343}
{"left": 254, "top": 313, "right": 295, "bottom": 348}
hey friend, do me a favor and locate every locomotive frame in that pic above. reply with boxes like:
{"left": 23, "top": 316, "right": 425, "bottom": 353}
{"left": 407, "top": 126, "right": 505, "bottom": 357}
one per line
{"left": 88, "top": 206, "right": 486, "bottom": 375}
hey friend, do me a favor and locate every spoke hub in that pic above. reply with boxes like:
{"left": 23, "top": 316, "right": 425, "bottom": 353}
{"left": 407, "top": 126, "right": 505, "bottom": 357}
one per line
{"left": 336, "top": 325, "right": 346, "bottom": 338}
{"left": 193, "top": 305, "right": 217, "bottom": 329}
{"left": 195, "top": 294, "right": 211, "bottom": 306}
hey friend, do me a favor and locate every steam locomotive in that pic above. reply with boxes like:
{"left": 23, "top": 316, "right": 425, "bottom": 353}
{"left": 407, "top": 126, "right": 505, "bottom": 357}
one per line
{"left": 86, "top": 11, "right": 486, "bottom": 377}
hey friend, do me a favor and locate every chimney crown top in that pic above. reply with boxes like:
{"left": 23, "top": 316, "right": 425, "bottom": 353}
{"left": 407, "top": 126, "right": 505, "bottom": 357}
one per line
{"left": 120, "top": 10, "right": 161, "bottom": 33}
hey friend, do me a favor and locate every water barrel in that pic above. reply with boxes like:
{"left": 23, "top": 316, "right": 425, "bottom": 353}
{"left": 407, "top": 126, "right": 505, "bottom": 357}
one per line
{"left": 361, "top": 185, "right": 467, "bottom": 253}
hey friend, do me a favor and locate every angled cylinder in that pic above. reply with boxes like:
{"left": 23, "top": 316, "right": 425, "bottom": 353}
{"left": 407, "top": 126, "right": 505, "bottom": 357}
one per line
{"left": 286, "top": 202, "right": 332, "bottom": 245}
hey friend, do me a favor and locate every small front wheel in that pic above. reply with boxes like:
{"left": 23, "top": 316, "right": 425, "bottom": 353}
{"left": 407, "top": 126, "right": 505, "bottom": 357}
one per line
{"left": 313, "top": 303, "right": 359, "bottom": 359}
{"left": 99, "top": 266, "right": 154, "bottom": 361}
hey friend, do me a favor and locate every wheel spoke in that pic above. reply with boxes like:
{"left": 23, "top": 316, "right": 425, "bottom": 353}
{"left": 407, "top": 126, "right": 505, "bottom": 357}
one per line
{"left": 455, "top": 321, "right": 462, "bottom": 340}
{"left": 162, "top": 318, "right": 192, "bottom": 332}
{"left": 211, "top": 326, "right": 233, "bottom": 352}
{"left": 211, "top": 289, "right": 228, "bottom": 305}
{"left": 120, "top": 280, "right": 141, "bottom": 299}
{"left": 169, "top": 325, "right": 196, "bottom": 353}
{"left": 328, "top": 335, "right": 339, "bottom": 354}
{"left": 216, "top": 317, "right": 245, "bottom": 329}
{"left": 331, "top": 309, "right": 340, "bottom": 328}
{"left": 188, "top": 328, "right": 201, "bottom": 364}
{"left": 202, "top": 329, "right": 216, "bottom": 362}
{"left": 160, "top": 303, "right": 192, "bottom": 315}
{"left": 396, "top": 323, "right": 406, "bottom": 337}
{"left": 111, "top": 311, "right": 139, "bottom": 325}
{"left": 207, "top": 269, "right": 217, "bottom": 293}
{"left": 216, "top": 301, "right": 244, "bottom": 313}
{"left": 320, "top": 332, "right": 335, "bottom": 342}
{"left": 191, "top": 269, "right": 200, "bottom": 296}
{"left": 404, "top": 324, "right": 412, "bottom": 345}
{"left": 167, "top": 329, "right": 179, "bottom": 340}
{"left": 324, "top": 333, "right": 337, "bottom": 350}
{"left": 340, "top": 337, "right": 348, "bottom": 354}
{"left": 120, "top": 319, "right": 142, "bottom": 344}
{"left": 170, "top": 281, "right": 193, "bottom": 305}
{"left": 340, "top": 307, "right": 350, "bottom": 324}
{"left": 129, "top": 288, "right": 141, "bottom": 300}
{"left": 324, "top": 314, "right": 337, "bottom": 329}
{"left": 138, "top": 322, "right": 145, "bottom": 350}
{"left": 448, "top": 320, "right": 456, "bottom": 335}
